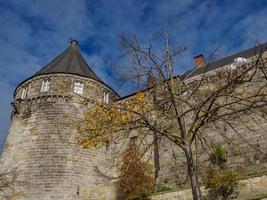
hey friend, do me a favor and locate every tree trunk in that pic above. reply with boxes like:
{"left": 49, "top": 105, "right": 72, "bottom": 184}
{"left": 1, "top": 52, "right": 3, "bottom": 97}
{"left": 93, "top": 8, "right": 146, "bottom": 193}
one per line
{"left": 184, "top": 146, "right": 202, "bottom": 200}
{"left": 153, "top": 132, "right": 160, "bottom": 181}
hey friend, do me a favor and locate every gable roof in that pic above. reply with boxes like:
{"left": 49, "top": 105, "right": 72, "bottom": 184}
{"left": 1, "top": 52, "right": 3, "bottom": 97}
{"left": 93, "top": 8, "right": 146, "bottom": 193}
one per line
{"left": 118, "top": 42, "right": 267, "bottom": 100}
{"left": 181, "top": 42, "right": 267, "bottom": 80}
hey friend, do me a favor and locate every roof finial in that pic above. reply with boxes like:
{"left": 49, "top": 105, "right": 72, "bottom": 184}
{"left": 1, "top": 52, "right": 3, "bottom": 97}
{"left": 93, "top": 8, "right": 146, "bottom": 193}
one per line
{"left": 70, "top": 39, "right": 78, "bottom": 46}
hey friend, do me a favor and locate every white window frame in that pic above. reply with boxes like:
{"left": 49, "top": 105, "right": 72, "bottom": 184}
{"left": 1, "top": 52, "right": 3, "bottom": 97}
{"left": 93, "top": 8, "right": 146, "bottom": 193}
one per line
{"left": 41, "top": 80, "right": 50, "bottom": 92}
{"left": 21, "top": 88, "right": 27, "bottom": 99}
{"left": 103, "top": 92, "right": 109, "bottom": 104}
{"left": 74, "top": 81, "right": 84, "bottom": 94}
{"left": 234, "top": 57, "right": 247, "bottom": 63}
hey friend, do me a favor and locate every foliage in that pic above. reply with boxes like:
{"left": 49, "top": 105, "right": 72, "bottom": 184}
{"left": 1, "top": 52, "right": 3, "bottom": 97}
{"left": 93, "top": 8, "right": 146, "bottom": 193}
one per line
{"left": 210, "top": 144, "right": 227, "bottom": 167}
{"left": 205, "top": 144, "right": 239, "bottom": 200}
{"left": 116, "top": 146, "right": 155, "bottom": 200}
{"left": 156, "top": 185, "right": 173, "bottom": 193}
{"left": 78, "top": 92, "right": 146, "bottom": 148}
{"left": 77, "top": 31, "right": 267, "bottom": 200}
{"left": 204, "top": 167, "right": 239, "bottom": 200}
{"left": 163, "top": 177, "right": 170, "bottom": 184}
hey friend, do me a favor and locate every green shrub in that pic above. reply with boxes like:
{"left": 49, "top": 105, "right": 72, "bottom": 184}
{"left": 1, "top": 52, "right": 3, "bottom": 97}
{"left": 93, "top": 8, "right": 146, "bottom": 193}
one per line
{"left": 204, "top": 167, "right": 239, "bottom": 200}
{"left": 163, "top": 177, "right": 170, "bottom": 184}
{"left": 210, "top": 144, "right": 227, "bottom": 167}
{"left": 205, "top": 144, "right": 239, "bottom": 200}
{"left": 156, "top": 186, "right": 172, "bottom": 193}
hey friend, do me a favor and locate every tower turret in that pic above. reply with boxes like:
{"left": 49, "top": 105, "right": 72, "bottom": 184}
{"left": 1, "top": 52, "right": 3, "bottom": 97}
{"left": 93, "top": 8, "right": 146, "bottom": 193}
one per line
{"left": 0, "top": 40, "right": 118, "bottom": 200}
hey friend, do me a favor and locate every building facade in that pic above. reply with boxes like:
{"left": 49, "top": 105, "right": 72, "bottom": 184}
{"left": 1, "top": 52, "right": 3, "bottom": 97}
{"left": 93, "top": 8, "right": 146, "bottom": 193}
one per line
{"left": 0, "top": 40, "right": 267, "bottom": 200}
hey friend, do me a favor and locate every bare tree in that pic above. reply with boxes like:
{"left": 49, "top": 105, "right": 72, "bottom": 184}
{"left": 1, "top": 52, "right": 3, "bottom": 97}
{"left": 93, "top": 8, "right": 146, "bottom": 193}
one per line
{"left": 78, "top": 32, "right": 267, "bottom": 200}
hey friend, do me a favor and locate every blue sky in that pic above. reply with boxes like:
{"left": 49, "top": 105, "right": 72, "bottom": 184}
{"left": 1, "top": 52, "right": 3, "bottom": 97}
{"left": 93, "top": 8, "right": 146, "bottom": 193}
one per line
{"left": 0, "top": 0, "right": 266, "bottom": 149}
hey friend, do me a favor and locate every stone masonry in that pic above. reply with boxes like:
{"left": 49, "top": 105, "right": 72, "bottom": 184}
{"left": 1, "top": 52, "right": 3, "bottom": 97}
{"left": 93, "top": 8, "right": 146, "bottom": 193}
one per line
{"left": 0, "top": 72, "right": 118, "bottom": 200}
{"left": 0, "top": 40, "right": 267, "bottom": 200}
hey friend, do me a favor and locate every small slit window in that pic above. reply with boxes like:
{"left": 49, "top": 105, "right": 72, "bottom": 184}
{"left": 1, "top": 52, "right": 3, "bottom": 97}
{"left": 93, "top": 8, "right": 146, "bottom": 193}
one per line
{"left": 105, "top": 140, "right": 110, "bottom": 151}
{"left": 130, "top": 136, "right": 137, "bottom": 146}
{"left": 74, "top": 81, "right": 84, "bottom": 94}
{"left": 41, "top": 80, "right": 50, "bottom": 92}
{"left": 103, "top": 92, "right": 109, "bottom": 104}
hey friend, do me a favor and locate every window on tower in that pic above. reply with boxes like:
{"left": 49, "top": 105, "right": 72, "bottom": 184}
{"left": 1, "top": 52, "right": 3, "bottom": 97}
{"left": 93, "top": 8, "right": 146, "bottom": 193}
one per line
{"left": 41, "top": 80, "right": 50, "bottom": 92}
{"left": 74, "top": 81, "right": 84, "bottom": 94}
{"left": 21, "top": 88, "right": 27, "bottom": 99}
{"left": 103, "top": 92, "right": 109, "bottom": 104}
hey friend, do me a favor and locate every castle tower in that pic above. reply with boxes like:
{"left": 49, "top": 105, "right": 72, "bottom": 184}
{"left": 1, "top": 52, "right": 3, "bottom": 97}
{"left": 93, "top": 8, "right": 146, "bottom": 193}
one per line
{"left": 0, "top": 40, "right": 119, "bottom": 200}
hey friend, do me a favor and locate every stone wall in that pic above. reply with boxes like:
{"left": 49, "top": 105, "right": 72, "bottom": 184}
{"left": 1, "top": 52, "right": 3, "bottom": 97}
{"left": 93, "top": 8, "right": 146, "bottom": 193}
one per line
{"left": 15, "top": 74, "right": 117, "bottom": 101}
{"left": 0, "top": 74, "right": 117, "bottom": 200}
{"left": 150, "top": 175, "right": 267, "bottom": 200}
{"left": 107, "top": 53, "right": 267, "bottom": 199}
{"left": 1, "top": 52, "right": 266, "bottom": 200}
{"left": 153, "top": 54, "right": 267, "bottom": 190}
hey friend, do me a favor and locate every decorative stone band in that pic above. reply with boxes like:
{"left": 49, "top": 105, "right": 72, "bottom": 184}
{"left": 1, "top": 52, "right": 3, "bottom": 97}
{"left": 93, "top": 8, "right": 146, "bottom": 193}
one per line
{"left": 11, "top": 93, "right": 98, "bottom": 117}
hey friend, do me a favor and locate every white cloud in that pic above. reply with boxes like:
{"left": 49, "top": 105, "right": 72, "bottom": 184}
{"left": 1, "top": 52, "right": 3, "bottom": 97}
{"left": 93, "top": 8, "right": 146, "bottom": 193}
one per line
{"left": 0, "top": 0, "right": 266, "bottom": 148}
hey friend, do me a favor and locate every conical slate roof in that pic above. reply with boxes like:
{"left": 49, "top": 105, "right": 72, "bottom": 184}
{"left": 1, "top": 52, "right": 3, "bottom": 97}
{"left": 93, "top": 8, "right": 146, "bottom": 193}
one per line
{"left": 15, "top": 40, "right": 120, "bottom": 97}
{"left": 35, "top": 40, "right": 101, "bottom": 81}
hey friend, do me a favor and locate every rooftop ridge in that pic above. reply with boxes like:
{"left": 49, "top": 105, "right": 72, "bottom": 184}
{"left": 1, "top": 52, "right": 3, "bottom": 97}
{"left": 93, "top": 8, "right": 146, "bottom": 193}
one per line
{"left": 181, "top": 42, "right": 267, "bottom": 79}
{"left": 118, "top": 41, "right": 267, "bottom": 100}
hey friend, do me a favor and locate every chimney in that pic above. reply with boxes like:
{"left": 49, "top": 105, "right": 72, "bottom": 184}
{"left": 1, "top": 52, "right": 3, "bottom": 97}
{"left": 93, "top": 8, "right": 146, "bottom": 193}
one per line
{"left": 193, "top": 54, "right": 205, "bottom": 68}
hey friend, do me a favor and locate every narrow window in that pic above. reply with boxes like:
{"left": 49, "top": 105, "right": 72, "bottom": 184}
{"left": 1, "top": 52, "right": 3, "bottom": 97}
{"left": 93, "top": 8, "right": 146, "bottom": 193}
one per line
{"left": 77, "top": 186, "right": 79, "bottom": 195}
{"left": 103, "top": 92, "right": 109, "bottom": 104}
{"left": 130, "top": 136, "right": 137, "bottom": 146}
{"left": 105, "top": 140, "right": 110, "bottom": 151}
{"left": 74, "top": 81, "right": 84, "bottom": 94}
{"left": 41, "top": 80, "right": 50, "bottom": 92}
{"left": 21, "top": 88, "right": 27, "bottom": 99}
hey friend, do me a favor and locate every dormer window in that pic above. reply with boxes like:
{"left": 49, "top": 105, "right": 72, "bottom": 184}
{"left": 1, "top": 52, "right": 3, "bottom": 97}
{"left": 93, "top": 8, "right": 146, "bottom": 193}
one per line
{"left": 21, "top": 88, "right": 27, "bottom": 99}
{"left": 74, "top": 81, "right": 84, "bottom": 94}
{"left": 103, "top": 92, "right": 109, "bottom": 104}
{"left": 234, "top": 57, "right": 247, "bottom": 63}
{"left": 228, "top": 64, "right": 237, "bottom": 70}
{"left": 41, "top": 80, "right": 50, "bottom": 92}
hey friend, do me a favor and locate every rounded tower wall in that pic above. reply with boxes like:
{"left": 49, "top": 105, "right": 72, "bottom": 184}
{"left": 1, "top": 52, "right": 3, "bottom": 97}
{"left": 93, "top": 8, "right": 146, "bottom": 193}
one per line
{"left": 1, "top": 73, "right": 117, "bottom": 200}
{"left": 15, "top": 74, "right": 117, "bottom": 102}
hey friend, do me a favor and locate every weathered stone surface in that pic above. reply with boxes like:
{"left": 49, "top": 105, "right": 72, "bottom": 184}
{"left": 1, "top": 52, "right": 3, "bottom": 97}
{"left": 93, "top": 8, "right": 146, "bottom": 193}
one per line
{"left": 149, "top": 175, "right": 267, "bottom": 200}
{"left": 0, "top": 74, "right": 118, "bottom": 200}
{"left": 0, "top": 50, "right": 266, "bottom": 200}
{"left": 153, "top": 54, "right": 267, "bottom": 192}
